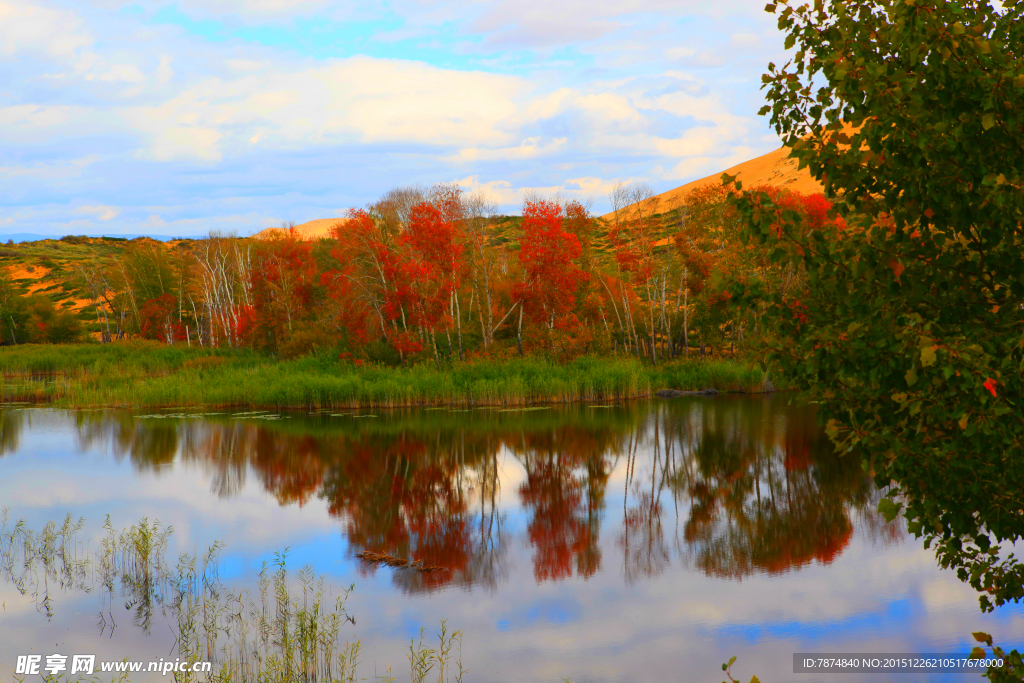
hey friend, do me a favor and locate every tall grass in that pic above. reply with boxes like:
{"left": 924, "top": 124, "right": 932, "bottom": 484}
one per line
{"left": 0, "top": 342, "right": 773, "bottom": 409}
{"left": 2, "top": 512, "right": 468, "bottom": 683}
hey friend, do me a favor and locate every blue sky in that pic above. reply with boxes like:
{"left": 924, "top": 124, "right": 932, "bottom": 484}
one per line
{"left": 1, "top": 0, "right": 789, "bottom": 237}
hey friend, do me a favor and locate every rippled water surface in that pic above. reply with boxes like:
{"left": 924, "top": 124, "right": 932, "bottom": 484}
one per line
{"left": 1, "top": 397, "right": 1021, "bottom": 682}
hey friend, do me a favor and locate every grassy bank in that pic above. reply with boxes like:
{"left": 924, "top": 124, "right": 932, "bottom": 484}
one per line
{"left": 0, "top": 342, "right": 772, "bottom": 409}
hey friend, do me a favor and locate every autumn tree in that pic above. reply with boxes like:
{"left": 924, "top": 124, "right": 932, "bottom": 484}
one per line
{"left": 607, "top": 182, "right": 662, "bottom": 360}
{"left": 139, "top": 293, "right": 182, "bottom": 344}
{"left": 398, "top": 192, "right": 465, "bottom": 366}
{"left": 191, "top": 232, "right": 253, "bottom": 348}
{"left": 729, "top": 0, "right": 1024, "bottom": 639}
{"left": 324, "top": 210, "right": 410, "bottom": 360}
{"left": 516, "top": 199, "right": 588, "bottom": 354}
{"left": 244, "top": 229, "right": 321, "bottom": 354}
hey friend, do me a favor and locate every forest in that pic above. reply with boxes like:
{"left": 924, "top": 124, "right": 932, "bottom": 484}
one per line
{"left": 0, "top": 181, "right": 838, "bottom": 371}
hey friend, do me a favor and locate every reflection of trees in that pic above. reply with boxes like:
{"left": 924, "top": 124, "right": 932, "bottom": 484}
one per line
{"left": 74, "top": 412, "right": 181, "bottom": 472}
{"left": 0, "top": 409, "right": 24, "bottom": 456}
{"left": 658, "top": 398, "right": 881, "bottom": 579}
{"left": 619, "top": 424, "right": 670, "bottom": 584}
{"left": 65, "top": 400, "right": 900, "bottom": 590}
{"left": 323, "top": 436, "right": 479, "bottom": 593}
{"left": 513, "top": 427, "right": 616, "bottom": 582}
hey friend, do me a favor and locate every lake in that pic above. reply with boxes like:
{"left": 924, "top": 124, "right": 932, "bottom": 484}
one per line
{"left": 1, "top": 396, "right": 1021, "bottom": 682}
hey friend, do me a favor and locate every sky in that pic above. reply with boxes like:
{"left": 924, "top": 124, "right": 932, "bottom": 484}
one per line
{"left": 1, "top": 0, "right": 790, "bottom": 238}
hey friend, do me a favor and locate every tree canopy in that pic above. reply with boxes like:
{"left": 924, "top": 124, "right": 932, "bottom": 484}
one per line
{"left": 728, "top": 0, "right": 1024, "bottom": 629}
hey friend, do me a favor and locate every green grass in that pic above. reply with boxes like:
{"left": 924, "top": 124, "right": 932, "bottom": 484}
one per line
{"left": 0, "top": 342, "right": 772, "bottom": 409}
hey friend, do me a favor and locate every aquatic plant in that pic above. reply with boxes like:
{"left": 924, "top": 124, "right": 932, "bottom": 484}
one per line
{"left": 2, "top": 513, "right": 470, "bottom": 683}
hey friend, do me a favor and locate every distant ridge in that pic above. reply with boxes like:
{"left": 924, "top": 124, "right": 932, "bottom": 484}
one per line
{"left": 600, "top": 144, "right": 823, "bottom": 220}
{"left": 0, "top": 233, "right": 179, "bottom": 243}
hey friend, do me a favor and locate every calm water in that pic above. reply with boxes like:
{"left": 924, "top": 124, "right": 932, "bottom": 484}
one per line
{"left": 0, "top": 397, "right": 1021, "bottom": 682}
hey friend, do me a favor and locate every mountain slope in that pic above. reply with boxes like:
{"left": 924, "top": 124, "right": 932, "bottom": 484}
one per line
{"left": 600, "top": 144, "right": 822, "bottom": 220}
{"left": 252, "top": 218, "right": 347, "bottom": 241}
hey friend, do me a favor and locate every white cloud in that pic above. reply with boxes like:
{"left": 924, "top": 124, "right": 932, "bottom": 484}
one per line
{"left": 0, "top": 104, "right": 77, "bottom": 130}
{"left": 76, "top": 204, "right": 120, "bottom": 220}
{"left": 447, "top": 136, "right": 567, "bottom": 163}
{"left": 456, "top": 173, "right": 628, "bottom": 208}
{"left": 0, "top": 155, "right": 101, "bottom": 181}
{"left": 522, "top": 87, "right": 576, "bottom": 121}
{"left": 572, "top": 92, "right": 643, "bottom": 124}
{"left": 0, "top": 0, "right": 92, "bottom": 61}
{"left": 122, "top": 57, "right": 529, "bottom": 161}
{"left": 465, "top": 0, "right": 762, "bottom": 48}
{"left": 85, "top": 62, "right": 146, "bottom": 84}
{"left": 227, "top": 59, "right": 267, "bottom": 73}
{"left": 0, "top": 0, "right": 788, "bottom": 229}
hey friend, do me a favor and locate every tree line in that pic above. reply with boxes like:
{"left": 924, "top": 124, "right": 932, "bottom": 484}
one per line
{"left": 1, "top": 181, "right": 840, "bottom": 365}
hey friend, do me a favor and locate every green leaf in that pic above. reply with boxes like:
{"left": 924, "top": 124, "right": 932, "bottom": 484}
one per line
{"left": 825, "top": 419, "right": 839, "bottom": 439}
{"left": 973, "top": 632, "right": 993, "bottom": 646}
{"left": 878, "top": 498, "right": 902, "bottom": 522}
{"left": 920, "top": 345, "right": 936, "bottom": 366}
{"left": 982, "top": 113, "right": 996, "bottom": 130}
{"left": 905, "top": 367, "right": 918, "bottom": 386}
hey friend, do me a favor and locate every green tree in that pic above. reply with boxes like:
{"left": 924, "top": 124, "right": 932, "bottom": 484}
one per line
{"left": 726, "top": 0, "right": 1023, "bottom": 672}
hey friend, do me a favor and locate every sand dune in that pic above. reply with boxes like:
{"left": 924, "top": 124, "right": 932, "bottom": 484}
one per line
{"left": 600, "top": 144, "right": 822, "bottom": 220}
{"left": 252, "top": 218, "right": 347, "bottom": 241}
{"left": 250, "top": 145, "right": 821, "bottom": 238}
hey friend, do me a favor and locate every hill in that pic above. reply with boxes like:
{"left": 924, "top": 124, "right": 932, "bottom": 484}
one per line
{"left": 252, "top": 218, "right": 347, "bottom": 241}
{"left": 600, "top": 144, "right": 822, "bottom": 221}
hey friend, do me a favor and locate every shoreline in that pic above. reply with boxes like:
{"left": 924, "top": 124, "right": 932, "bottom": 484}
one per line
{"left": 0, "top": 342, "right": 776, "bottom": 410}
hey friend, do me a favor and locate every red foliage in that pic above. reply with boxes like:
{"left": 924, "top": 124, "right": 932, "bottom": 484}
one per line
{"left": 140, "top": 294, "right": 184, "bottom": 343}
{"left": 399, "top": 199, "right": 464, "bottom": 330}
{"left": 516, "top": 199, "right": 587, "bottom": 323}
{"left": 247, "top": 229, "right": 318, "bottom": 349}
{"left": 747, "top": 186, "right": 845, "bottom": 236}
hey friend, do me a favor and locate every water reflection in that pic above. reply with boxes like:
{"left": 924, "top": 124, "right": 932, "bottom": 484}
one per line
{"left": 10, "top": 397, "right": 893, "bottom": 593}
{"left": 7, "top": 401, "right": 1024, "bottom": 683}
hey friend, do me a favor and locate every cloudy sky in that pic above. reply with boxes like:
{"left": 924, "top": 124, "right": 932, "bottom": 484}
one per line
{"left": 1, "top": 0, "right": 788, "bottom": 238}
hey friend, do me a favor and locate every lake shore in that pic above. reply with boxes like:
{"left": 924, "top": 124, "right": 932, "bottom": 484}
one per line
{"left": 0, "top": 342, "right": 774, "bottom": 409}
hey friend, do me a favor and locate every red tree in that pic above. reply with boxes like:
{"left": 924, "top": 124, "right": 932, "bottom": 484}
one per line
{"left": 139, "top": 294, "right": 183, "bottom": 344}
{"left": 517, "top": 200, "right": 587, "bottom": 327}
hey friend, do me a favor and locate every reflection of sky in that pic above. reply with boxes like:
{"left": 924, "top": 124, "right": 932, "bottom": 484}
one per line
{"left": 0, "top": 406, "right": 1021, "bottom": 683}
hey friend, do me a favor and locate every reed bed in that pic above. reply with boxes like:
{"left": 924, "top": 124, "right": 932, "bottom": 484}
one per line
{"left": 0, "top": 343, "right": 773, "bottom": 410}
{"left": 2, "top": 511, "right": 467, "bottom": 683}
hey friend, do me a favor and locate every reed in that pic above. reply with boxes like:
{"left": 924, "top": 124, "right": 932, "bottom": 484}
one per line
{"left": 2, "top": 512, "right": 469, "bottom": 683}
{"left": 1, "top": 343, "right": 774, "bottom": 409}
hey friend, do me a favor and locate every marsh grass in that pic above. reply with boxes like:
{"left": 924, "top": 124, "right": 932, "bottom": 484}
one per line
{"left": 0, "top": 342, "right": 773, "bottom": 409}
{"left": 2, "top": 513, "right": 468, "bottom": 683}
{"left": 0, "top": 510, "right": 90, "bottom": 618}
